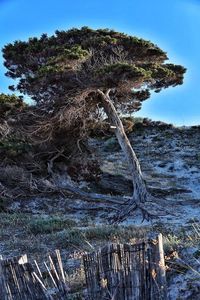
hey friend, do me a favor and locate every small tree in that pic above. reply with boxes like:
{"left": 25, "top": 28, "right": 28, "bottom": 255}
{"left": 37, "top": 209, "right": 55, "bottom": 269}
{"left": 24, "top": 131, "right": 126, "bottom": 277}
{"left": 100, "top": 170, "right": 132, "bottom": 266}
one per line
{"left": 3, "top": 27, "right": 186, "bottom": 221}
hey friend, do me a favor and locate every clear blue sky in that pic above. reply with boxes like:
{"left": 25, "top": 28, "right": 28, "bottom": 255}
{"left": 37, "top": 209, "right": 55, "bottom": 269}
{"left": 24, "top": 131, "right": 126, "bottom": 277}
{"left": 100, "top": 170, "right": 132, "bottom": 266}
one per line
{"left": 0, "top": 0, "right": 199, "bottom": 125}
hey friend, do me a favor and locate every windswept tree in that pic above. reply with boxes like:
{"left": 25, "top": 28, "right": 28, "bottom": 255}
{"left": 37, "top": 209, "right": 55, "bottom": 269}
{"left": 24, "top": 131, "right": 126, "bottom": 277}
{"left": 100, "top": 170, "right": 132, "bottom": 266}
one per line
{"left": 3, "top": 27, "right": 186, "bottom": 221}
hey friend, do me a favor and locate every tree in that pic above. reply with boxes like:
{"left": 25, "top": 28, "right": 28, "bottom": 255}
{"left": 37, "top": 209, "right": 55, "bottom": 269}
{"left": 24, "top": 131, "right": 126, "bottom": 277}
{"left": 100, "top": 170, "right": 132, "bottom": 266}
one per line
{"left": 2, "top": 27, "right": 186, "bottom": 221}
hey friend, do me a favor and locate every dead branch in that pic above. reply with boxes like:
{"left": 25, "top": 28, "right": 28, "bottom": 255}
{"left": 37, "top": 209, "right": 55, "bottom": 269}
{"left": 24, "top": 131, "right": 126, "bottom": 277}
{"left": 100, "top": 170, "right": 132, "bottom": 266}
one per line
{"left": 0, "top": 121, "right": 11, "bottom": 138}
{"left": 52, "top": 183, "right": 127, "bottom": 205}
{"left": 47, "top": 148, "right": 64, "bottom": 175}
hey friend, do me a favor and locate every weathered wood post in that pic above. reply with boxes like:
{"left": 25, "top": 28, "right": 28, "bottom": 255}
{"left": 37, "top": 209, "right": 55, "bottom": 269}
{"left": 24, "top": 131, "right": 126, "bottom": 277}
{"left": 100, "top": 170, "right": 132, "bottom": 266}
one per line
{"left": 148, "top": 233, "right": 168, "bottom": 300}
{"left": 156, "top": 234, "right": 167, "bottom": 299}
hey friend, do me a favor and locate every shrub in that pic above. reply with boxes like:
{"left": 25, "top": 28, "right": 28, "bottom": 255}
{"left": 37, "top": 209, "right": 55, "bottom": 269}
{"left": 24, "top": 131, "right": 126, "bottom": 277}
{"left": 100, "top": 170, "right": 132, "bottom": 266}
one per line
{"left": 29, "top": 217, "right": 77, "bottom": 234}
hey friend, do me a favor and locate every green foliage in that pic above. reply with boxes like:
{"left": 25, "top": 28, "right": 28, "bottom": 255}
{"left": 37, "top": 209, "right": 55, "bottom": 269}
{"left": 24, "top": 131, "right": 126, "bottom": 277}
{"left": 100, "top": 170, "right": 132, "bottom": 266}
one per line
{"left": 51, "top": 225, "right": 143, "bottom": 249}
{"left": 98, "top": 63, "right": 151, "bottom": 79}
{"left": 82, "top": 35, "right": 118, "bottom": 47}
{"left": 149, "top": 64, "right": 174, "bottom": 79}
{"left": 29, "top": 217, "right": 77, "bottom": 234}
{"left": 84, "top": 225, "right": 120, "bottom": 240}
{"left": 131, "top": 117, "right": 144, "bottom": 124}
{"left": 0, "top": 137, "right": 31, "bottom": 156}
{"left": 0, "top": 93, "right": 26, "bottom": 116}
{"left": 37, "top": 45, "right": 89, "bottom": 75}
{"left": 63, "top": 45, "right": 89, "bottom": 59}
{"left": 37, "top": 64, "right": 61, "bottom": 75}
{"left": 0, "top": 93, "right": 21, "bottom": 104}
{"left": 3, "top": 26, "right": 186, "bottom": 108}
{"left": 54, "top": 228, "right": 84, "bottom": 247}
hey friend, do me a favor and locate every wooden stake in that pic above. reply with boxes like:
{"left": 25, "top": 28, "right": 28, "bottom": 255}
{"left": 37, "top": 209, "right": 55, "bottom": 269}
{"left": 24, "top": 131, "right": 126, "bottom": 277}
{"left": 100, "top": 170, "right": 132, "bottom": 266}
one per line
{"left": 156, "top": 234, "right": 168, "bottom": 300}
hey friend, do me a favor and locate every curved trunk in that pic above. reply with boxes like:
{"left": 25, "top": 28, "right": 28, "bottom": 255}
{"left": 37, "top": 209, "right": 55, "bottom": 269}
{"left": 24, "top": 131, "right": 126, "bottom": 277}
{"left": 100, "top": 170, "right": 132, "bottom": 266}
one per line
{"left": 97, "top": 89, "right": 149, "bottom": 205}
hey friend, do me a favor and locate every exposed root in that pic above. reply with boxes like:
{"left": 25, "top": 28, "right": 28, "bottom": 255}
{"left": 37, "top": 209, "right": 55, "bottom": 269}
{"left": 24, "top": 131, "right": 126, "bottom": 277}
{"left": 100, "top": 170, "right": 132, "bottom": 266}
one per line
{"left": 68, "top": 204, "right": 120, "bottom": 212}
{"left": 109, "top": 196, "right": 172, "bottom": 224}
{"left": 52, "top": 183, "right": 126, "bottom": 205}
{"left": 110, "top": 202, "right": 155, "bottom": 224}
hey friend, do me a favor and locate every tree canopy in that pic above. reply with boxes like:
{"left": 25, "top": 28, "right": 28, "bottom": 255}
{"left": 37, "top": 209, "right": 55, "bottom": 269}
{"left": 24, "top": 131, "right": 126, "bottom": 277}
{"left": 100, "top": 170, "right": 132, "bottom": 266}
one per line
{"left": 3, "top": 27, "right": 186, "bottom": 113}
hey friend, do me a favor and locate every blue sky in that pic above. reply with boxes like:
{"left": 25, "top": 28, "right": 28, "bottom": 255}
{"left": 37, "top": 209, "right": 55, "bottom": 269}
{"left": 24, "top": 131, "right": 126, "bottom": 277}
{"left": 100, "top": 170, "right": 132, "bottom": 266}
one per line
{"left": 0, "top": 0, "right": 199, "bottom": 125}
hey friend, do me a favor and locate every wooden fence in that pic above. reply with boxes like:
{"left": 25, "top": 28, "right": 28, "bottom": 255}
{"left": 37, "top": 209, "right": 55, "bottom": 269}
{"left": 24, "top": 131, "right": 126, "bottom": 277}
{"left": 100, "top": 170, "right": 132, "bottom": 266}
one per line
{"left": 0, "top": 250, "right": 68, "bottom": 300}
{"left": 0, "top": 234, "right": 167, "bottom": 300}
{"left": 83, "top": 234, "right": 167, "bottom": 300}
{"left": 0, "top": 254, "right": 49, "bottom": 300}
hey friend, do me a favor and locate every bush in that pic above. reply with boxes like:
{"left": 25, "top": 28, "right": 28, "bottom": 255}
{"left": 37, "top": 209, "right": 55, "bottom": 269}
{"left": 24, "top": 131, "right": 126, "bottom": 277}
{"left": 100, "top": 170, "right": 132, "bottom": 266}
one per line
{"left": 28, "top": 217, "right": 77, "bottom": 234}
{"left": 0, "top": 137, "right": 31, "bottom": 156}
{"left": 0, "top": 93, "right": 26, "bottom": 116}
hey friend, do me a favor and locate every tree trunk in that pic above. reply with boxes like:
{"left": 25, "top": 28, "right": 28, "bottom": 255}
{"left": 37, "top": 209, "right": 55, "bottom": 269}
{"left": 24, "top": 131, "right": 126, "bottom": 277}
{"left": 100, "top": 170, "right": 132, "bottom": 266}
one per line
{"left": 97, "top": 89, "right": 149, "bottom": 207}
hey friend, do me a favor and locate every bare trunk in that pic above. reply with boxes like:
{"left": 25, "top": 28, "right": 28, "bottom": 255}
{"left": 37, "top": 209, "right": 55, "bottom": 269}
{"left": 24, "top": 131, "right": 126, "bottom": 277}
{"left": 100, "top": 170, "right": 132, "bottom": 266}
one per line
{"left": 97, "top": 89, "right": 149, "bottom": 205}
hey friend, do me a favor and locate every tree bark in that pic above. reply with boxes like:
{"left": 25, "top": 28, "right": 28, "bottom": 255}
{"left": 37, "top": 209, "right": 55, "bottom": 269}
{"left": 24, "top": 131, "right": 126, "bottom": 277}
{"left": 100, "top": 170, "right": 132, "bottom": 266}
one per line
{"left": 97, "top": 89, "right": 149, "bottom": 214}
